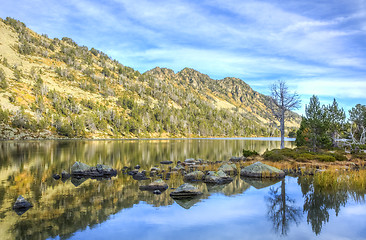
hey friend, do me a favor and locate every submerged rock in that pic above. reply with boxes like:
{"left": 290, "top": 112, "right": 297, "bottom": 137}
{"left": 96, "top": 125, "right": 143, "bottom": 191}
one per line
{"left": 184, "top": 171, "right": 205, "bottom": 182}
{"left": 13, "top": 195, "right": 33, "bottom": 215}
{"left": 71, "top": 162, "right": 117, "bottom": 178}
{"left": 204, "top": 170, "right": 233, "bottom": 184}
{"left": 218, "top": 163, "right": 238, "bottom": 175}
{"left": 240, "top": 162, "right": 285, "bottom": 178}
{"left": 139, "top": 179, "right": 169, "bottom": 191}
{"left": 170, "top": 183, "right": 203, "bottom": 199}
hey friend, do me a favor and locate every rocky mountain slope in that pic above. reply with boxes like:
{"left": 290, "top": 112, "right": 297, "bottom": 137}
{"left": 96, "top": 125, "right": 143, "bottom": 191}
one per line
{"left": 0, "top": 17, "right": 300, "bottom": 139}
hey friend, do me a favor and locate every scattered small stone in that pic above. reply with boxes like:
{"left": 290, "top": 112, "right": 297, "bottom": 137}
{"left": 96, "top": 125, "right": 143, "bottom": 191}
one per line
{"left": 160, "top": 161, "right": 173, "bottom": 165}
{"left": 134, "top": 165, "right": 141, "bottom": 169}
{"left": 52, "top": 174, "right": 61, "bottom": 180}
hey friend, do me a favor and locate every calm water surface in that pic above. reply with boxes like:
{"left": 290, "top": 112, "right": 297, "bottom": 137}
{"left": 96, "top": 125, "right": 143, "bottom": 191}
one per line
{"left": 0, "top": 139, "right": 365, "bottom": 240}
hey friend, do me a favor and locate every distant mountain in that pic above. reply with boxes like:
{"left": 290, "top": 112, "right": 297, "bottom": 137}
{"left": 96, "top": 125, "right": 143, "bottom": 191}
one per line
{"left": 0, "top": 17, "right": 300, "bottom": 139}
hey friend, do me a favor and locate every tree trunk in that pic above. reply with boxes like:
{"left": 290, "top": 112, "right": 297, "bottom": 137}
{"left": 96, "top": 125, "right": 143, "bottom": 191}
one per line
{"left": 280, "top": 110, "right": 285, "bottom": 149}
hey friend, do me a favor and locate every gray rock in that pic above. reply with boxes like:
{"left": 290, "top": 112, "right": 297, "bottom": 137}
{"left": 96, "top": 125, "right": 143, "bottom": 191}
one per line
{"left": 183, "top": 171, "right": 205, "bottom": 182}
{"left": 218, "top": 163, "right": 238, "bottom": 175}
{"left": 172, "top": 164, "right": 185, "bottom": 171}
{"left": 61, "top": 170, "right": 70, "bottom": 180}
{"left": 13, "top": 195, "right": 33, "bottom": 210}
{"left": 127, "top": 169, "right": 139, "bottom": 175}
{"left": 52, "top": 174, "right": 61, "bottom": 180}
{"left": 160, "top": 161, "right": 173, "bottom": 165}
{"left": 133, "top": 172, "right": 150, "bottom": 180}
{"left": 204, "top": 170, "right": 233, "bottom": 184}
{"left": 184, "top": 158, "right": 196, "bottom": 163}
{"left": 71, "top": 162, "right": 91, "bottom": 172}
{"left": 71, "top": 162, "right": 117, "bottom": 178}
{"left": 230, "top": 156, "right": 246, "bottom": 162}
{"left": 170, "top": 183, "right": 203, "bottom": 198}
{"left": 240, "top": 162, "right": 285, "bottom": 178}
{"left": 139, "top": 179, "right": 169, "bottom": 191}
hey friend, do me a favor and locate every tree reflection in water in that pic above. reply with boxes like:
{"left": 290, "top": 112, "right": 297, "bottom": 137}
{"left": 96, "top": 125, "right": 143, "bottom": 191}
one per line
{"left": 298, "top": 175, "right": 349, "bottom": 235}
{"left": 266, "top": 179, "right": 302, "bottom": 236}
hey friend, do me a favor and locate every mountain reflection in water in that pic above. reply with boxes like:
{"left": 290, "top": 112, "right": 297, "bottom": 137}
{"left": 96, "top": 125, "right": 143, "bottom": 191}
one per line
{"left": 0, "top": 139, "right": 365, "bottom": 240}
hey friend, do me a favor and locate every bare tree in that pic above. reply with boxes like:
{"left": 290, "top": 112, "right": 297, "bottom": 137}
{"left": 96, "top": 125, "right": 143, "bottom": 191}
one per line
{"left": 270, "top": 80, "right": 301, "bottom": 149}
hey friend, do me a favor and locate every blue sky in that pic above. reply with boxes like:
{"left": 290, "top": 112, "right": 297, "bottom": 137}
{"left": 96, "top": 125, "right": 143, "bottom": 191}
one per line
{"left": 1, "top": 0, "right": 365, "bottom": 115}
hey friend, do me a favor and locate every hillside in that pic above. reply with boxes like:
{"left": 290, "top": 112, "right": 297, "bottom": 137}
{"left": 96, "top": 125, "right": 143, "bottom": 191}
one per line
{"left": 0, "top": 17, "right": 300, "bottom": 140}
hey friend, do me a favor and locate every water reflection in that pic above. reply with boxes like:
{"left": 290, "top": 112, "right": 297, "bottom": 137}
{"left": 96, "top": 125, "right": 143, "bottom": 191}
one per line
{"left": 0, "top": 139, "right": 365, "bottom": 240}
{"left": 297, "top": 175, "right": 364, "bottom": 235}
{"left": 266, "top": 179, "right": 302, "bottom": 236}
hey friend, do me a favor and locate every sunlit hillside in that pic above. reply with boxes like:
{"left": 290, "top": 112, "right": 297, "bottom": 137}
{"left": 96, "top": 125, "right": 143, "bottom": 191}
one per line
{"left": 0, "top": 17, "right": 300, "bottom": 140}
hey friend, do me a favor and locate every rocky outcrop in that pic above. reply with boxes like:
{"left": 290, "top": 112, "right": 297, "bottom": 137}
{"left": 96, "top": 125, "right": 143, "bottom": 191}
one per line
{"left": 240, "top": 162, "right": 285, "bottom": 178}
{"left": 170, "top": 183, "right": 203, "bottom": 199}
{"left": 139, "top": 179, "right": 168, "bottom": 191}
{"left": 71, "top": 162, "right": 117, "bottom": 178}
{"left": 218, "top": 163, "right": 238, "bottom": 175}
{"left": 204, "top": 170, "right": 233, "bottom": 184}
{"left": 183, "top": 171, "right": 205, "bottom": 182}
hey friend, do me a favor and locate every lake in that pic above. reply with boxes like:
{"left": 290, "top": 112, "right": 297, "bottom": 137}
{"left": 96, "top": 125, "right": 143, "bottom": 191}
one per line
{"left": 0, "top": 138, "right": 365, "bottom": 240}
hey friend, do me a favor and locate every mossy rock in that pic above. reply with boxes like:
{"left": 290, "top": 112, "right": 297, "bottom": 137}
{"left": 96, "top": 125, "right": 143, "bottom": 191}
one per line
{"left": 240, "top": 162, "right": 285, "bottom": 178}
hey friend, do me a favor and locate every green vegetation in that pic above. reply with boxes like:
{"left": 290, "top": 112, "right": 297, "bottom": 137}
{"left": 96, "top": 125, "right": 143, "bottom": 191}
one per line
{"left": 242, "top": 149, "right": 259, "bottom": 157}
{"left": 0, "top": 17, "right": 301, "bottom": 139}
{"left": 262, "top": 148, "right": 349, "bottom": 162}
{"left": 0, "top": 68, "right": 7, "bottom": 89}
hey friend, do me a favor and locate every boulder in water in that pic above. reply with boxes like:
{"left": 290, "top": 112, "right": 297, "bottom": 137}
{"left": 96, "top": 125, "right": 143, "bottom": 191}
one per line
{"left": 139, "top": 179, "right": 169, "bottom": 191}
{"left": 204, "top": 170, "right": 233, "bottom": 184}
{"left": 240, "top": 162, "right": 285, "bottom": 178}
{"left": 218, "top": 163, "right": 238, "bottom": 175}
{"left": 170, "top": 183, "right": 203, "bottom": 199}
{"left": 183, "top": 171, "right": 205, "bottom": 182}
{"left": 71, "top": 162, "right": 117, "bottom": 178}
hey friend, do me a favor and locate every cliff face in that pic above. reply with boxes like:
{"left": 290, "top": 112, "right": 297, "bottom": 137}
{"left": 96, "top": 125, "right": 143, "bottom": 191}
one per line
{"left": 0, "top": 17, "right": 300, "bottom": 139}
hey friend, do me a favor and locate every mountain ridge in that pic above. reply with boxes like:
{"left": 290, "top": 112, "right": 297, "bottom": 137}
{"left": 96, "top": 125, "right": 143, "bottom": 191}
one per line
{"left": 0, "top": 17, "right": 300, "bottom": 140}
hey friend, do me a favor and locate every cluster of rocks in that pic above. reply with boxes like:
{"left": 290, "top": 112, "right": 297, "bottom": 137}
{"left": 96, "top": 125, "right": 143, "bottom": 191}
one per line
{"left": 52, "top": 170, "right": 71, "bottom": 181}
{"left": 52, "top": 162, "right": 117, "bottom": 188}
{"left": 71, "top": 162, "right": 117, "bottom": 178}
